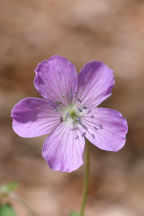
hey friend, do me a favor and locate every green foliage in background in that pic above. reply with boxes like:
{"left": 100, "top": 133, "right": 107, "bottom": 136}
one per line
{"left": 0, "top": 182, "right": 18, "bottom": 194}
{"left": 0, "top": 204, "right": 16, "bottom": 216}
{"left": 0, "top": 182, "right": 18, "bottom": 216}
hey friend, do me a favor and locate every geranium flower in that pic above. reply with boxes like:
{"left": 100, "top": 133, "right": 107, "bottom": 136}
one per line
{"left": 11, "top": 55, "right": 128, "bottom": 172}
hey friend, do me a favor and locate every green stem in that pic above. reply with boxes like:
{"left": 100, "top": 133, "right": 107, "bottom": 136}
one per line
{"left": 80, "top": 141, "right": 90, "bottom": 216}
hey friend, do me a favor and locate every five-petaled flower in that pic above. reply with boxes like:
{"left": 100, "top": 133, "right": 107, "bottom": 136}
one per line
{"left": 11, "top": 55, "right": 128, "bottom": 172}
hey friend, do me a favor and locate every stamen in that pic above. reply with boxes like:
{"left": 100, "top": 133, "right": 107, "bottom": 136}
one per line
{"left": 77, "top": 117, "right": 81, "bottom": 123}
{"left": 78, "top": 107, "right": 83, "bottom": 112}
{"left": 72, "top": 92, "right": 77, "bottom": 96}
{"left": 93, "top": 124, "right": 103, "bottom": 130}
{"left": 83, "top": 106, "right": 87, "bottom": 109}
{"left": 71, "top": 92, "right": 77, "bottom": 101}
{"left": 71, "top": 126, "right": 79, "bottom": 131}
{"left": 77, "top": 98, "right": 82, "bottom": 103}
{"left": 56, "top": 101, "right": 62, "bottom": 105}
{"left": 91, "top": 134, "right": 95, "bottom": 139}
{"left": 99, "top": 124, "right": 103, "bottom": 129}
{"left": 81, "top": 132, "right": 86, "bottom": 137}
{"left": 95, "top": 123, "right": 103, "bottom": 129}
{"left": 80, "top": 122, "right": 88, "bottom": 131}
{"left": 93, "top": 126, "right": 98, "bottom": 130}
{"left": 60, "top": 117, "right": 63, "bottom": 123}
{"left": 75, "top": 135, "right": 79, "bottom": 140}
{"left": 91, "top": 115, "right": 94, "bottom": 119}
{"left": 87, "top": 110, "right": 92, "bottom": 114}
{"left": 66, "top": 113, "right": 69, "bottom": 119}
{"left": 54, "top": 107, "right": 60, "bottom": 112}
{"left": 79, "top": 123, "right": 96, "bottom": 140}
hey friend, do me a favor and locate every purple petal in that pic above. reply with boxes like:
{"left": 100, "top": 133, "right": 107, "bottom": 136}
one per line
{"left": 77, "top": 61, "right": 115, "bottom": 108}
{"left": 34, "top": 55, "right": 78, "bottom": 105}
{"left": 11, "top": 97, "right": 60, "bottom": 138}
{"left": 82, "top": 108, "right": 128, "bottom": 152}
{"left": 42, "top": 123, "right": 85, "bottom": 172}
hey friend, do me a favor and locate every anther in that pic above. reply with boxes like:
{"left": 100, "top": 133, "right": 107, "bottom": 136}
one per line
{"left": 78, "top": 107, "right": 82, "bottom": 112}
{"left": 54, "top": 107, "right": 60, "bottom": 112}
{"left": 93, "top": 126, "right": 98, "bottom": 130}
{"left": 96, "top": 123, "right": 103, "bottom": 129}
{"left": 71, "top": 127, "right": 79, "bottom": 131}
{"left": 77, "top": 117, "right": 81, "bottom": 122}
{"left": 75, "top": 135, "right": 79, "bottom": 140}
{"left": 56, "top": 101, "right": 62, "bottom": 105}
{"left": 81, "top": 132, "right": 86, "bottom": 137}
{"left": 60, "top": 117, "right": 63, "bottom": 123}
{"left": 83, "top": 106, "right": 87, "bottom": 109}
{"left": 91, "top": 115, "right": 94, "bottom": 119}
{"left": 91, "top": 134, "right": 95, "bottom": 139}
{"left": 77, "top": 98, "right": 82, "bottom": 103}
{"left": 87, "top": 110, "right": 92, "bottom": 114}
{"left": 99, "top": 124, "right": 103, "bottom": 129}
{"left": 66, "top": 113, "right": 69, "bottom": 119}
{"left": 71, "top": 92, "right": 77, "bottom": 96}
{"left": 80, "top": 123, "right": 88, "bottom": 131}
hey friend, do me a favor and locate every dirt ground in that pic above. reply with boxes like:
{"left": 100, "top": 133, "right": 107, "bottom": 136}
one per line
{"left": 0, "top": 0, "right": 144, "bottom": 215}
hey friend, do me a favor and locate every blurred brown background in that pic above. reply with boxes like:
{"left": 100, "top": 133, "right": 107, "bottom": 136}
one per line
{"left": 0, "top": 0, "right": 144, "bottom": 215}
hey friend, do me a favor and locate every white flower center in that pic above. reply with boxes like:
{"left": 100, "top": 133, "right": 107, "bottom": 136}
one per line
{"left": 53, "top": 95, "right": 103, "bottom": 140}
{"left": 62, "top": 104, "right": 83, "bottom": 123}
{"left": 53, "top": 93, "right": 87, "bottom": 125}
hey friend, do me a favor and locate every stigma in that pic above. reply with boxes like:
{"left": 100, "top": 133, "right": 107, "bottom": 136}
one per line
{"left": 61, "top": 104, "right": 85, "bottom": 124}
{"left": 53, "top": 92, "right": 87, "bottom": 124}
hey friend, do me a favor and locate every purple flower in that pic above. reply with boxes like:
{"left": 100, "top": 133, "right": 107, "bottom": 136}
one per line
{"left": 11, "top": 55, "right": 128, "bottom": 172}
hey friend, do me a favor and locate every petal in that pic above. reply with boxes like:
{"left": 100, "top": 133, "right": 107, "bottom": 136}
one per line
{"left": 34, "top": 55, "right": 78, "bottom": 105}
{"left": 82, "top": 108, "right": 128, "bottom": 152}
{"left": 42, "top": 123, "right": 85, "bottom": 172}
{"left": 11, "top": 97, "right": 60, "bottom": 138}
{"left": 77, "top": 61, "right": 115, "bottom": 108}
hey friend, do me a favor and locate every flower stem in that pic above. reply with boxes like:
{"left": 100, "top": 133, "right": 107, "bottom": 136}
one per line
{"left": 80, "top": 141, "right": 90, "bottom": 216}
